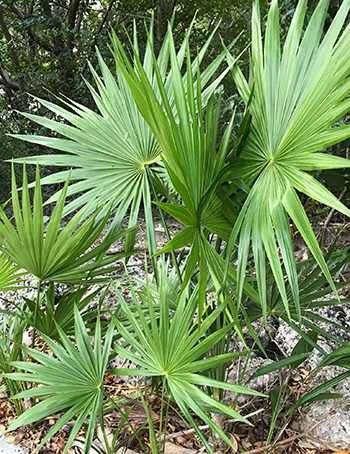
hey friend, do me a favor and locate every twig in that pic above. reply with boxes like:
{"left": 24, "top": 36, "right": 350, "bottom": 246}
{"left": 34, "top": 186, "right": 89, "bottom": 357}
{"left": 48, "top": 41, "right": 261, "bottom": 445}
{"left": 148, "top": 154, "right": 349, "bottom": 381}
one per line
{"left": 82, "top": 0, "right": 118, "bottom": 75}
{"left": 328, "top": 221, "right": 350, "bottom": 251}
{"left": 164, "top": 423, "right": 210, "bottom": 441}
{"left": 324, "top": 186, "right": 347, "bottom": 229}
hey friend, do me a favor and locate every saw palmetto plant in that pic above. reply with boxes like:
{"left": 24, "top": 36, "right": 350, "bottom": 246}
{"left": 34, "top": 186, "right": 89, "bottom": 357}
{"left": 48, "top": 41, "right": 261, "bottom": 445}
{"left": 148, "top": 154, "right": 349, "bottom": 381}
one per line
{"left": 113, "top": 0, "right": 350, "bottom": 320}
{"left": 0, "top": 0, "right": 350, "bottom": 452}
{"left": 112, "top": 267, "right": 264, "bottom": 450}
{"left": 111, "top": 23, "right": 254, "bottom": 319}
{"left": 10, "top": 23, "right": 230, "bottom": 264}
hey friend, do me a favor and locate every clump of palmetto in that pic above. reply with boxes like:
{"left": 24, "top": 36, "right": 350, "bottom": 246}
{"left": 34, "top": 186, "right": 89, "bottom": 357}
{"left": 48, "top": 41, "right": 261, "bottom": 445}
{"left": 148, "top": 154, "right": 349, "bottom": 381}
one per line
{"left": 0, "top": 0, "right": 350, "bottom": 452}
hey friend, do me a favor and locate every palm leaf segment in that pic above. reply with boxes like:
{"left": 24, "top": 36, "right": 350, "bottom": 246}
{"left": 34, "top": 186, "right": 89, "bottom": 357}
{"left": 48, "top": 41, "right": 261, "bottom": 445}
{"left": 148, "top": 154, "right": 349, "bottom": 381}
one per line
{"left": 113, "top": 268, "right": 264, "bottom": 450}
{"left": 0, "top": 253, "right": 23, "bottom": 292}
{"left": 7, "top": 307, "right": 114, "bottom": 454}
{"left": 10, "top": 22, "right": 229, "bottom": 259}
{"left": 230, "top": 0, "right": 350, "bottom": 318}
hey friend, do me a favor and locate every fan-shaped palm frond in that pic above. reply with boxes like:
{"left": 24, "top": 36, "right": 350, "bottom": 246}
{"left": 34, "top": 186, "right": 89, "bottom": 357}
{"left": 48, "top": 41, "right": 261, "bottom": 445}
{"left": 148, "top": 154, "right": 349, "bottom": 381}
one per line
{"left": 228, "top": 0, "right": 350, "bottom": 318}
{"left": 112, "top": 269, "right": 264, "bottom": 450}
{"left": 0, "top": 166, "right": 127, "bottom": 284}
{"left": 10, "top": 22, "right": 230, "bottom": 262}
{"left": 112, "top": 23, "right": 244, "bottom": 315}
{"left": 0, "top": 253, "right": 22, "bottom": 292}
{"left": 6, "top": 307, "right": 114, "bottom": 453}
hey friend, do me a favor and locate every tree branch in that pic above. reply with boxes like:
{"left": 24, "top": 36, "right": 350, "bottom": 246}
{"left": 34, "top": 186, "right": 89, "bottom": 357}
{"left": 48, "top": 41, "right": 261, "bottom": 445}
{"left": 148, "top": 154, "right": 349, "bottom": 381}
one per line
{"left": 0, "top": 61, "right": 21, "bottom": 90}
{"left": 67, "top": 0, "right": 81, "bottom": 29}
{"left": 39, "top": 0, "right": 52, "bottom": 17}
{"left": 1, "top": 0, "right": 58, "bottom": 54}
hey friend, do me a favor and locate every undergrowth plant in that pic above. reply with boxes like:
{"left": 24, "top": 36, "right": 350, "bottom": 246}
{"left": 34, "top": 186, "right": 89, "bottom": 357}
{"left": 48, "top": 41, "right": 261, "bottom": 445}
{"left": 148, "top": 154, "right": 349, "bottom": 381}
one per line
{"left": 0, "top": 166, "right": 128, "bottom": 285}
{"left": 0, "top": 0, "right": 349, "bottom": 453}
{"left": 0, "top": 312, "right": 27, "bottom": 415}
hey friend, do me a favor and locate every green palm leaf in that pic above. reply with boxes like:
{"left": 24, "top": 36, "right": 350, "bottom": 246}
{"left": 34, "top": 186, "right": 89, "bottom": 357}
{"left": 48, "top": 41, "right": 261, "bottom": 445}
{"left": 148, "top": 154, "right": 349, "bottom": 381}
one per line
{"left": 0, "top": 166, "right": 127, "bottom": 284}
{"left": 24, "top": 284, "right": 102, "bottom": 340}
{"left": 6, "top": 306, "right": 114, "bottom": 454}
{"left": 228, "top": 0, "right": 350, "bottom": 318}
{"left": 112, "top": 267, "right": 264, "bottom": 451}
{"left": 275, "top": 247, "right": 350, "bottom": 347}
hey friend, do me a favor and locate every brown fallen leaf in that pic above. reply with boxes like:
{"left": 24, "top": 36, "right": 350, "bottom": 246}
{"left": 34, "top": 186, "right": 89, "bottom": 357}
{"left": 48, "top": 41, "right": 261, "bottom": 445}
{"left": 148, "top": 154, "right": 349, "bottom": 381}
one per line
{"left": 165, "top": 441, "right": 196, "bottom": 453}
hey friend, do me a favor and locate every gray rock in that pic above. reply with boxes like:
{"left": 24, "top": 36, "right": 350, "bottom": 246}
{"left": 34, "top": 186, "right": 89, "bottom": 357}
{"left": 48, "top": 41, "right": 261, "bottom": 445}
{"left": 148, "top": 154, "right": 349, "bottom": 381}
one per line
{"left": 0, "top": 436, "right": 27, "bottom": 454}
{"left": 275, "top": 319, "right": 299, "bottom": 356}
{"left": 225, "top": 356, "right": 280, "bottom": 405}
{"left": 294, "top": 366, "right": 350, "bottom": 450}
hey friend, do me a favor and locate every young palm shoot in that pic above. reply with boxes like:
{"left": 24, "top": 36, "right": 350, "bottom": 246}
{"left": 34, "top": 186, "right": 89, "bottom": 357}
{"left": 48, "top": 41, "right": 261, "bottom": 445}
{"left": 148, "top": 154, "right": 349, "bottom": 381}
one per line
{"left": 112, "top": 23, "right": 243, "bottom": 317}
{"left": 0, "top": 166, "right": 127, "bottom": 285}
